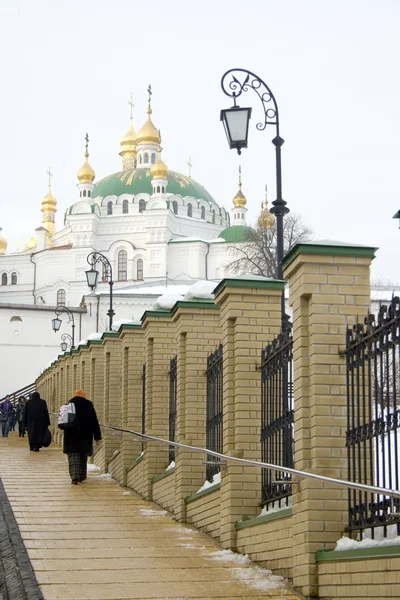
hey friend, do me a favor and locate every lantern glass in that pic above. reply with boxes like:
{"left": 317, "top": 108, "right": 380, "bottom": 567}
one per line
{"left": 52, "top": 317, "right": 62, "bottom": 332}
{"left": 86, "top": 267, "right": 99, "bottom": 290}
{"left": 220, "top": 106, "right": 252, "bottom": 152}
{"left": 61, "top": 342, "right": 67, "bottom": 352}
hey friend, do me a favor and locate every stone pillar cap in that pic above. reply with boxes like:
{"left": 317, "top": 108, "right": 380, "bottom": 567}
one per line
{"left": 283, "top": 240, "right": 377, "bottom": 271}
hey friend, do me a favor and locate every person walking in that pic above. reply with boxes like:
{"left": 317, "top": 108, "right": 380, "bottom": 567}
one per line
{"left": 62, "top": 389, "right": 102, "bottom": 485}
{"left": 16, "top": 396, "right": 27, "bottom": 437}
{"left": 24, "top": 392, "right": 50, "bottom": 451}
{"left": 0, "top": 396, "right": 14, "bottom": 438}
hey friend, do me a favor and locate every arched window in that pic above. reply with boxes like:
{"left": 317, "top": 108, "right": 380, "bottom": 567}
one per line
{"left": 1, "top": 273, "right": 7, "bottom": 285}
{"left": 234, "top": 213, "right": 236, "bottom": 220}
{"left": 139, "top": 154, "right": 142, "bottom": 165}
{"left": 157, "top": 186, "right": 160, "bottom": 193}
{"left": 172, "top": 201, "right": 178, "bottom": 215}
{"left": 139, "top": 199, "right": 146, "bottom": 213}
{"left": 83, "top": 190, "right": 87, "bottom": 197}
{"left": 162, "top": 186, "right": 165, "bottom": 193}
{"left": 57, "top": 289, "right": 66, "bottom": 306}
{"left": 151, "top": 153, "right": 156, "bottom": 164}
{"left": 187, "top": 204, "right": 192, "bottom": 218}
{"left": 118, "top": 250, "right": 127, "bottom": 281}
{"left": 102, "top": 263, "right": 108, "bottom": 282}
{"left": 11, "top": 272, "right": 17, "bottom": 285}
{"left": 107, "top": 201, "right": 113, "bottom": 215}
{"left": 80, "top": 191, "right": 82, "bottom": 197}
{"left": 200, "top": 206, "right": 205, "bottom": 220}
{"left": 137, "top": 259, "right": 143, "bottom": 280}
{"left": 144, "top": 152, "right": 149, "bottom": 164}
{"left": 212, "top": 211, "right": 216, "bottom": 224}
{"left": 122, "top": 199, "right": 129, "bottom": 214}
{"left": 241, "top": 213, "right": 244, "bottom": 219}
{"left": 88, "top": 190, "right": 91, "bottom": 197}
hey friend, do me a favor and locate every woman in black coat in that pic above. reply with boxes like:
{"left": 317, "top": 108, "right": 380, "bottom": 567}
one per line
{"left": 24, "top": 392, "right": 50, "bottom": 451}
{"left": 63, "top": 389, "right": 102, "bottom": 485}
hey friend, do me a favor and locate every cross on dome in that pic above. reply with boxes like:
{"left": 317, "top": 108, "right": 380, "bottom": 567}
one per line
{"left": 188, "top": 157, "right": 193, "bottom": 178}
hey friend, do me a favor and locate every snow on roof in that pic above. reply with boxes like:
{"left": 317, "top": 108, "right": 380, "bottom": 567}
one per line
{"left": 111, "top": 319, "right": 141, "bottom": 331}
{"left": 101, "top": 284, "right": 191, "bottom": 297}
{"left": 77, "top": 332, "right": 103, "bottom": 346}
{"left": 184, "top": 280, "right": 216, "bottom": 300}
{"left": 168, "top": 237, "right": 225, "bottom": 244}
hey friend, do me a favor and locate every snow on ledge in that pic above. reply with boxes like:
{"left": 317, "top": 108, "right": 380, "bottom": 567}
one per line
{"left": 166, "top": 460, "right": 175, "bottom": 471}
{"left": 197, "top": 471, "right": 221, "bottom": 493}
{"left": 184, "top": 280, "right": 216, "bottom": 300}
{"left": 336, "top": 532, "right": 400, "bottom": 551}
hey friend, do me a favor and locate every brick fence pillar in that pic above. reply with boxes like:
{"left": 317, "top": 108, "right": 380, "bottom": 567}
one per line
{"left": 172, "top": 303, "right": 222, "bottom": 522}
{"left": 214, "top": 276, "right": 284, "bottom": 550}
{"left": 283, "top": 241, "right": 376, "bottom": 598}
{"left": 101, "top": 333, "right": 122, "bottom": 469}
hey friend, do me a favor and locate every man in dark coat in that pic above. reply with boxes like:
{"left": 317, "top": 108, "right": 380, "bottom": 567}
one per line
{"left": 24, "top": 392, "right": 50, "bottom": 451}
{"left": 63, "top": 389, "right": 102, "bottom": 485}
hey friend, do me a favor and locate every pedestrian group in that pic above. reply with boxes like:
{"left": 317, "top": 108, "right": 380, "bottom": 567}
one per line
{"left": 0, "top": 388, "right": 102, "bottom": 484}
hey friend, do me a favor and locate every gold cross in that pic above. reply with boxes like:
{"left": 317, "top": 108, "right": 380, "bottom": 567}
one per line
{"left": 147, "top": 84, "right": 152, "bottom": 111}
{"left": 188, "top": 156, "right": 193, "bottom": 178}
{"left": 85, "top": 133, "right": 89, "bottom": 157}
{"left": 46, "top": 166, "right": 52, "bottom": 188}
{"left": 238, "top": 165, "right": 242, "bottom": 189}
{"left": 128, "top": 93, "right": 134, "bottom": 120}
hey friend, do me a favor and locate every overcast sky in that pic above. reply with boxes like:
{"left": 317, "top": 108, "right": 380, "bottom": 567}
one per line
{"left": 1, "top": 0, "right": 399, "bottom": 282}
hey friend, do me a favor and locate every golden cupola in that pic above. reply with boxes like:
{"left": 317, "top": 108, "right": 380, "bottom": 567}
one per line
{"left": 77, "top": 133, "right": 95, "bottom": 184}
{"left": 136, "top": 85, "right": 161, "bottom": 147}
{"left": 258, "top": 185, "right": 275, "bottom": 229}
{"left": 150, "top": 148, "right": 169, "bottom": 179}
{"left": 0, "top": 228, "right": 7, "bottom": 255}
{"left": 120, "top": 94, "right": 137, "bottom": 170}
{"left": 41, "top": 167, "right": 57, "bottom": 236}
{"left": 233, "top": 166, "right": 247, "bottom": 208}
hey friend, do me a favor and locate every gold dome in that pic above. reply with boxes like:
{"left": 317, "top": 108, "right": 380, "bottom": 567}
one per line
{"left": 77, "top": 133, "right": 95, "bottom": 183}
{"left": 41, "top": 189, "right": 57, "bottom": 213}
{"left": 258, "top": 186, "right": 275, "bottom": 229}
{"left": 150, "top": 148, "right": 168, "bottom": 179}
{"left": 120, "top": 124, "right": 137, "bottom": 147}
{"left": 232, "top": 166, "right": 247, "bottom": 208}
{"left": 0, "top": 229, "right": 7, "bottom": 254}
{"left": 24, "top": 236, "right": 37, "bottom": 251}
{"left": 136, "top": 112, "right": 161, "bottom": 146}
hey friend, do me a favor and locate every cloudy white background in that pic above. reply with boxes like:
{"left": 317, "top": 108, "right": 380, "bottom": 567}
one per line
{"left": 1, "top": 0, "right": 399, "bottom": 281}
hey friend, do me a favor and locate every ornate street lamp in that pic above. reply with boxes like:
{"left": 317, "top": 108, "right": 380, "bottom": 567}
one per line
{"left": 220, "top": 68, "right": 289, "bottom": 328}
{"left": 86, "top": 251, "right": 115, "bottom": 331}
{"left": 51, "top": 306, "right": 75, "bottom": 349}
{"left": 60, "top": 333, "right": 73, "bottom": 352}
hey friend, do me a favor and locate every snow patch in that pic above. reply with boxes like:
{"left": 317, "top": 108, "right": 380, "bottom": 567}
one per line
{"left": 139, "top": 508, "right": 167, "bottom": 517}
{"left": 197, "top": 471, "right": 221, "bottom": 493}
{"left": 259, "top": 496, "right": 292, "bottom": 517}
{"left": 336, "top": 532, "right": 400, "bottom": 551}
{"left": 111, "top": 318, "right": 140, "bottom": 331}
{"left": 165, "top": 460, "right": 175, "bottom": 471}
{"left": 184, "top": 280, "right": 216, "bottom": 300}
{"left": 87, "top": 464, "right": 101, "bottom": 472}
{"left": 210, "top": 551, "right": 285, "bottom": 592}
{"left": 152, "top": 293, "right": 185, "bottom": 310}
{"left": 91, "top": 473, "right": 112, "bottom": 479}
{"left": 122, "top": 491, "right": 132, "bottom": 496}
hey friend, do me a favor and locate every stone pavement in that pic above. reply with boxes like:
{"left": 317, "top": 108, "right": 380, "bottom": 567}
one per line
{"left": 0, "top": 433, "right": 302, "bottom": 600}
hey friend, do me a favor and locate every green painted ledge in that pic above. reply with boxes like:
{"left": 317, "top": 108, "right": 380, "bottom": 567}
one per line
{"left": 184, "top": 483, "right": 220, "bottom": 504}
{"left": 213, "top": 276, "right": 285, "bottom": 297}
{"left": 152, "top": 468, "right": 175, "bottom": 484}
{"left": 316, "top": 544, "right": 400, "bottom": 563}
{"left": 235, "top": 508, "right": 292, "bottom": 530}
{"left": 283, "top": 242, "right": 377, "bottom": 271}
{"left": 135, "top": 454, "right": 144, "bottom": 465}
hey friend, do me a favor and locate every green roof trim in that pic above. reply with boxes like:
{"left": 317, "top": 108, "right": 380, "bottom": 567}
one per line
{"left": 315, "top": 544, "right": 400, "bottom": 562}
{"left": 283, "top": 242, "right": 377, "bottom": 271}
{"left": 141, "top": 309, "right": 172, "bottom": 324}
{"left": 184, "top": 483, "right": 220, "bottom": 504}
{"left": 117, "top": 323, "right": 142, "bottom": 334}
{"left": 152, "top": 468, "right": 175, "bottom": 484}
{"left": 135, "top": 454, "right": 144, "bottom": 465}
{"left": 218, "top": 225, "right": 256, "bottom": 243}
{"left": 213, "top": 276, "right": 285, "bottom": 297}
{"left": 235, "top": 508, "right": 292, "bottom": 530}
{"left": 92, "top": 168, "right": 217, "bottom": 204}
{"left": 171, "top": 300, "right": 218, "bottom": 316}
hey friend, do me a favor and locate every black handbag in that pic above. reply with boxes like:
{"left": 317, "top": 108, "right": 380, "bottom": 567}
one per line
{"left": 43, "top": 428, "right": 52, "bottom": 448}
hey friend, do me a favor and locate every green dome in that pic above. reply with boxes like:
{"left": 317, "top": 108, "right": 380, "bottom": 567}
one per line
{"left": 92, "top": 168, "right": 217, "bottom": 204}
{"left": 218, "top": 225, "right": 256, "bottom": 243}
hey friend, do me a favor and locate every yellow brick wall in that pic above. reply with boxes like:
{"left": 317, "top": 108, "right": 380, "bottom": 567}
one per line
{"left": 186, "top": 488, "right": 221, "bottom": 542}
{"left": 152, "top": 472, "right": 176, "bottom": 514}
{"left": 318, "top": 556, "right": 400, "bottom": 599}
{"left": 108, "top": 450, "right": 124, "bottom": 483}
{"left": 236, "top": 515, "right": 293, "bottom": 580}
{"left": 127, "top": 459, "right": 145, "bottom": 496}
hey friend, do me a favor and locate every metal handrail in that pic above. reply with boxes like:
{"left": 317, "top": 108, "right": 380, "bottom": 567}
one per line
{"left": 92, "top": 421, "right": 400, "bottom": 500}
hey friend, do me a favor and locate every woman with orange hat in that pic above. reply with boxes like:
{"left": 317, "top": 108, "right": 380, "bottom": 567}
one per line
{"left": 63, "top": 389, "right": 102, "bottom": 484}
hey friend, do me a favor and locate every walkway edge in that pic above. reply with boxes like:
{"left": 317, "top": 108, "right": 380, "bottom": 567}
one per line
{"left": 0, "top": 478, "right": 44, "bottom": 600}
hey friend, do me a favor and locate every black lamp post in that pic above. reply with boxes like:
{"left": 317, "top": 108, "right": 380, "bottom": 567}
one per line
{"left": 60, "top": 333, "right": 73, "bottom": 353}
{"left": 52, "top": 305, "right": 75, "bottom": 349}
{"left": 86, "top": 251, "right": 115, "bottom": 331}
{"left": 220, "top": 68, "right": 289, "bottom": 329}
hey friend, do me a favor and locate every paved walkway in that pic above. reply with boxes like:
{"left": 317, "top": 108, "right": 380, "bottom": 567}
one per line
{"left": 0, "top": 433, "right": 302, "bottom": 600}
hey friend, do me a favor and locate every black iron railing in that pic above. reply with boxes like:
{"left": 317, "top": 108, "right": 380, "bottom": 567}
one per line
{"left": 169, "top": 356, "right": 177, "bottom": 465}
{"left": 0, "top": 382, "right": 36, "bottom": 407}
{"left": 141, "top": 363, "right": 146, "bottom": 453}
{"left": 346, "top": 297, "right": 400, "bottom": 539}
{"left": 206, "top": 344, "right": 223, "bottom": 482}
{"left": 261, "top": 325, "right": 294, "bottom": 507}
